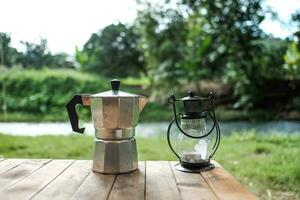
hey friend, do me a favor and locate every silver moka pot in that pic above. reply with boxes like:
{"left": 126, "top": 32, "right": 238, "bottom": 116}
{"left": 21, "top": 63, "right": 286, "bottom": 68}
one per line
{"left": 66, "top": 79, "right": 148, "bottom": 174}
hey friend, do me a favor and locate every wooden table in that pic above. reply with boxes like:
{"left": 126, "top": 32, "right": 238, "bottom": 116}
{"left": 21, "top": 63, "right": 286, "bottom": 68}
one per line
{"left": 0, "top": 159, "right": 257, "bottom": 200}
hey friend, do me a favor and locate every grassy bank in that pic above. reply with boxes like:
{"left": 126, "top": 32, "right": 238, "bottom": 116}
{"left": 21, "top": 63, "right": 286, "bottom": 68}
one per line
{"left": 0, "top": 132, "right": 299, "bottom": 199}
{"left": 0, "top": 108, "right": 287, "bottom": 122}
{"left": 1, "top": 68, "right": 299, "bottom": 123}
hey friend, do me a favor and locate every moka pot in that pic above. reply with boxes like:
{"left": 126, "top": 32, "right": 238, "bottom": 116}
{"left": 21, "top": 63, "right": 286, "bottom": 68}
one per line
{"left": 66, "top": 79, "right": 148, "bottom": 174}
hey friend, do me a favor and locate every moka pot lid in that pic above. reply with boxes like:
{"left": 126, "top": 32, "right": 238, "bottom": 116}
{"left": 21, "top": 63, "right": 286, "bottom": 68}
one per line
{"left": 90, "top": 79, "right": 144, "bottom": 98}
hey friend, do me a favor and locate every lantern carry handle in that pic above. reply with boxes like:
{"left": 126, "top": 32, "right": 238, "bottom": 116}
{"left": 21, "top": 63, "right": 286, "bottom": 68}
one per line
{"left": 207, "top": 95, "right": 221, "bottom": 155}
{"left": 209, "top": 116, "right": 221, "bottom": 158}
{"left": 167, "top": 116, "right": 181, "bottom": 160}
{"left": 168, "top": 93, "right": 216, "bottom": 139}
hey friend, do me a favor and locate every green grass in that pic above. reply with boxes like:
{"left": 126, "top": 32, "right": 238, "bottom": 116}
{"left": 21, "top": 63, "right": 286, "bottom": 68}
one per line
{"left": 217, "top": 132, "right": 300, "bottom": 200}
{"left": 0, "top": 132, "right": 299, "bottom": 199}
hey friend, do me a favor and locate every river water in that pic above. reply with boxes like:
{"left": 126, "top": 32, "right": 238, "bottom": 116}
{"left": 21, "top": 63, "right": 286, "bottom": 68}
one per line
{"left": 0, "top": 121, "right": 299, "bottom": 136}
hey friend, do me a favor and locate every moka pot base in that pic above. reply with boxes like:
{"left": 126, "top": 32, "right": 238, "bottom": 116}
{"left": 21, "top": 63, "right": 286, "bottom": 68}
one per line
{"left": 92, "top": 138, "right": 138, "bottom": 174}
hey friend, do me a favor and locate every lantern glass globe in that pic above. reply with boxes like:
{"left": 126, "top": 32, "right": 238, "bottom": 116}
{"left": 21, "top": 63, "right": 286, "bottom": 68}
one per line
{"left": 176, "top": 118, "right": 210, "bottom": 163}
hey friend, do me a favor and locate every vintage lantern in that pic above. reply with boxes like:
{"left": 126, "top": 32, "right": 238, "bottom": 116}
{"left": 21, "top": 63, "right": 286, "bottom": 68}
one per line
{"left": 167, "top": 91, "right": 221, "bottom": 172}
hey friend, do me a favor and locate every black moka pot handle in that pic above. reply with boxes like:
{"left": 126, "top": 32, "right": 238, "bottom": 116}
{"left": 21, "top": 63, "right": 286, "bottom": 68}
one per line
{"left": 66, "top": 94, "right": 89, "bottom": 134}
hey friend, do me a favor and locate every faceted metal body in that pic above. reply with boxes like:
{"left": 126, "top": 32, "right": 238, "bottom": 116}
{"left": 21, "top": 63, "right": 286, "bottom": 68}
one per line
{"left": 92, "top": 138, "right": 138, "bottom": 174}
{"left": 90, "top": 94, "right": 146, "bottom": 173}
{"left": 90, "top": 96, "right": 147, "bottom": 140}
{"left": 88, "top": 82, "right": 147, "bottom": 174}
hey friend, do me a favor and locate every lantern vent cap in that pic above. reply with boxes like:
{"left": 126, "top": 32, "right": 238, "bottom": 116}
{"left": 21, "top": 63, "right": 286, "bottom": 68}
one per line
{"left": 179, "top": 91, "right": 206, "bottom": 101}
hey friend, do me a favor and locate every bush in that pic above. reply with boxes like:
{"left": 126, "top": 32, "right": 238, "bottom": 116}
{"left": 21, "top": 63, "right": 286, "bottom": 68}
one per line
{"left": 0, "top": 68, "right": 170, "bottom": 122}
{"left": 0, "top": 68, "right": 109, "bottom": 114}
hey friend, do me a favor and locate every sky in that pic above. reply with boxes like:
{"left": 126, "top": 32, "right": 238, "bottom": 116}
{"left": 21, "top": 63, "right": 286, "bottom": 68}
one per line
{"left": 0, "top": 0, "right": 299, "bottom": 55}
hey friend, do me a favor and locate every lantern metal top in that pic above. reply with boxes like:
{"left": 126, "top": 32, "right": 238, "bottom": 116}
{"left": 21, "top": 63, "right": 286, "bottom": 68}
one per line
{"left": 179, "top": 91, "right": 207, "bottom": 101}
{"left": 178, "top": 91, "right": 207, "bottom": 119}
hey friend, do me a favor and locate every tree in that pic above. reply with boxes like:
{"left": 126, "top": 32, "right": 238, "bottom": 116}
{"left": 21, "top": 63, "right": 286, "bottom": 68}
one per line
{"left": 17, "top": 39, "right": 73, "bottom": 68}
{"left": 291, "top": 10, "right": 300, "bottom": 46}
{"left": 136, "top": 4, "right": 188, "bottom": 97}
{"left": 80, "top": 23, "right": 145, "bottom": 77}
{"left": 136, "top": 0, "right": 268, "bottom": 107}
{"left": 18, "top": 39, "right": 53, "bottom": 68}
{"left": 284, "top": 10, "right": 300, "bottom": 79}
{"left": 183, "top": 0, "right": 267, "bottom": 108}
{"left": 0, "top": 33, "right": 19, "bottom": 67}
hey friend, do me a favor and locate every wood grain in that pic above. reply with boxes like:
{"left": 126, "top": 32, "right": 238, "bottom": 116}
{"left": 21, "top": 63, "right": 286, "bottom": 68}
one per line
{"left": 170, "top": 161, "right": 217, "bottom": 200}
{"left": 71, "top": 170, "right": 116, "bottom": 200}
{"left": 0, "top": 159, "right": 257, "bottom": 200}
{"left": 146, "top": 161, "right": 180, "bottom": 200}
{"left": 0, "top": 158, "right": 6, "bottom": 162}
{"left": 0, "top": 159, "right": 26, "bottom": 175}
{"left": 201, "top": 161, "right": 257, "bottom": 200}
{"left": 0, "top": 159, "right": 51, "bottom": 190}
{"left": 32, "top": 160, "right": 92, "bottom": 200}
{"left": 1, "top": 159, "right": 74, "bottom": 200}
{"left": 109, "top": 161, "right": 145, "bottom": 200}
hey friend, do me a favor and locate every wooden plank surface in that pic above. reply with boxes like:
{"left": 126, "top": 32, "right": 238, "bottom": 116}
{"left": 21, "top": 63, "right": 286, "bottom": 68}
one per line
{"left": 1, "top": 159, "right": 74, "bottom": 200}
{"left": 170, "top": 161, "right": 217, "bottom": 200}
{"left": 0, "top": 159, "right": 26, "bottom": 174}
{"left": 71, "top": 169, "right": 116, "bottom": 200}
{"left": 32, "top": 160, "right": 92, "bottom": 200}
{"left": 0, "top": 159, "right": 51, "bottom": 190}
{"left": 146, "top": 161, "right": 181, "bottom": 200}
{"left": 201, "top": 161, "right": 258, "bottom": 200}
{"left": 0, "top": 159, "right": 257, "bottom": 200}
{"left": 109, "top": 162, "right": 145, "bottom": 200}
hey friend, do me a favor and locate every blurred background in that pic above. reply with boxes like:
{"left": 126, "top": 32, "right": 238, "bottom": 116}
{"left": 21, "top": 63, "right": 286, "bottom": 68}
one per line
{"left": 0, "top": 0, "right": 299, "bottom": 199}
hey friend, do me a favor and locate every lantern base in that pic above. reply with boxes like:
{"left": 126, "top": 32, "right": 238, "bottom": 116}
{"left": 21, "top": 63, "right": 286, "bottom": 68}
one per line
{"left": 174, "top": 162, "right": 214, "bottom": 173}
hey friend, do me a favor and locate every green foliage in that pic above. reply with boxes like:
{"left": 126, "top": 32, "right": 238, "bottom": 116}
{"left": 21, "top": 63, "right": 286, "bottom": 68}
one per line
{"left": 19, "top": 39, "right": 75, "bottom": 69}
{"left": 75, "top": 46, "right": 88, "bottom": 69}
{"left": 80, "top": 23, "right": 145, "bottom": 77}
{"left": 284, "top": 42, "right": 300, "bottom": 78}
{"left": 184, "top": 0, "right": 270, "bottom": 109}
{"left": 133, "top": 0, "right": 299, "bottom": 111}
{"left": 18, "top": 39, "right": 52, "bottom": 68}
{"left": 139, "top": 102, "right": 172, "bottom": 122}
{"left": 0, "top": 1, "right": 299, "bottom": 113}
{"left": 121, "top": 76, "right": 150, "bottom": 87}
{"left": 291, "top": 10, "right": 300, "bottom": 43}
{"left": 0, "top": 112, "right": 67, "bottom": 122}
{"left": 0, "top": 68, "right": 109, "bottom": 115}
{"left": 0, "top": 33, "right": 19, "bottom": 67}
{"left": 50, "top": 52, "right": 74, "bottom": 69}
{"left": 283, "top": 10, "right": 300, "bottom": 78}
{"left": 136, "top": 3, "right": 188, "bottom": 96}
{"left": 183, "top": 0, "right": 265, "bottom": 78}
{"left": 0, "top": 36, "right": 74, "bottom": 69}
{"left": 0, "top": 107, "right": 285, "bottom": 122}
{"left": 135, "top": 0, "right": 287, "bottom": 108}
{"left": 0, "top": 69, "right": 172, "bottom": 122}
